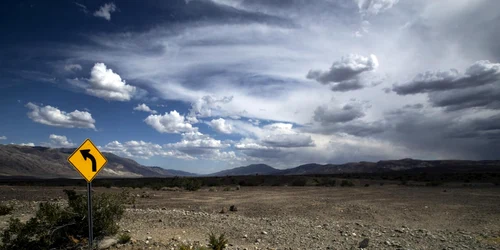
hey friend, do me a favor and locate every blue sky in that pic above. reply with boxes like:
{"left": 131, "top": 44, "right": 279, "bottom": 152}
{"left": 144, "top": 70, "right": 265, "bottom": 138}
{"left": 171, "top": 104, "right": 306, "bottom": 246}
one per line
{"left": 1, "top": 0, "right": 500, "bottom": 174}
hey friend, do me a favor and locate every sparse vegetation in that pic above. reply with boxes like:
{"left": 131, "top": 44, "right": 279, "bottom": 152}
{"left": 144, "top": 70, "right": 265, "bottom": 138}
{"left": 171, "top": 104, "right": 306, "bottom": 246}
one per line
{"left": 292, "top": 177, "right": 307, "bottom": 186}
{"left": 0, "top": 204, "right": 13, "bottom": 216}
{"left": 118, "top": 232, "right": 131, "bottom": 244}
{"left": 207, "top": 233, "right": 228, "bottom": 250}
{"left": 0, "top": 189, "right": 127, "bottom": 249}
{"left": 223, "top": 187, "right": 231, "bottom": 191}
{"left": 340, "top": 180, "right": 355, "bottom": 187}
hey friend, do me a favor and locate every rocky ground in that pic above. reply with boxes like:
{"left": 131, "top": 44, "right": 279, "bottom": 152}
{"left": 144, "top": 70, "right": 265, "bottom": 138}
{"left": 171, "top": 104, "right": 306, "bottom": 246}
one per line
{"left": 1, "top": 185, "right": 500, "bottom": 249}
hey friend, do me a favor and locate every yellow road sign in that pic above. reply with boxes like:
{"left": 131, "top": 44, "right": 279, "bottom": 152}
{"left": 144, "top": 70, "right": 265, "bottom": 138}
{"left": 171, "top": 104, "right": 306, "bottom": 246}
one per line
{"left": 67, "top": 139, "right": 107, "bottom": 183}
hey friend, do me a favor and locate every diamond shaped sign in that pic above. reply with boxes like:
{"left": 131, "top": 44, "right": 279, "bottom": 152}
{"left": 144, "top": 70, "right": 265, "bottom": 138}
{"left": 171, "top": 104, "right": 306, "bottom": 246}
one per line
{"left": 67, "top": 139, "right": 107, "bottom": 183}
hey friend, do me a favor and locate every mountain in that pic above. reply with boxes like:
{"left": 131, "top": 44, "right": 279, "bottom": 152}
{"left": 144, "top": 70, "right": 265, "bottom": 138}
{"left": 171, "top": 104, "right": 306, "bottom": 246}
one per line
{"left": 209, "top": 164, "right": 279, "bottom": 176}
{"left": 0, "top": 145, "right": 196, "bottom": 178}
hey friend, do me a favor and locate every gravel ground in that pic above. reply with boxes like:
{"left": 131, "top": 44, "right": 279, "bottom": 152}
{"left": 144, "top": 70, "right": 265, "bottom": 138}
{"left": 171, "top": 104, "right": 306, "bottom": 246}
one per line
{"left": 1, "top": 185, "right": 500, "bottom": 249}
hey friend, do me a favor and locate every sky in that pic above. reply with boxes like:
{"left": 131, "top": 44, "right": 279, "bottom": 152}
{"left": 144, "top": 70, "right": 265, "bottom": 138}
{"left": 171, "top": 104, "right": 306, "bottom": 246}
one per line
{"left": 0, "top": 0, "right": 499, "bottom": 174}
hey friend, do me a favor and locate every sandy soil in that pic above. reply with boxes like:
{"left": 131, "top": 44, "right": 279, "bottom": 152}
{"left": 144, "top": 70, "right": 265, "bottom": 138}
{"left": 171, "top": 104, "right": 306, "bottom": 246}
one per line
{"left": 1, "top": 185, "right": 500, "bottom": 249}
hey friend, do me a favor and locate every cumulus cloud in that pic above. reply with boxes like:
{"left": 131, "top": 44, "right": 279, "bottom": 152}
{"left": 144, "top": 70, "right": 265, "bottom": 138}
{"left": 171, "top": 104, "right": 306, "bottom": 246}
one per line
{"left": 0, "top": 136, "right": 6, "bottom": 140}
{"left": 166, "top": 131, "right": 229, "bottom": 155}
{"left": 393, "top": 60, "right": 500, "bottom": 95}
{"left": 43, "top": 134, "right": 75, "bottom": 148}
{"left": 259, "top": 123, "right": 315, "bottom": 148}
{"left": 307, "top": 54, "right": 379, "bottom": 92}
{"left": 355, "top": 0, "right": 400, "bottom": 15}
{"left": 133, "top": 103, "right": 157, "bottom": 114}
{"left": 64, "top": 64, "right": 82, "bottom": 72}
{"left": 428, "top": 84, "right": 500, "bottom": 111}
{"left": 16, "top": 142, "right": 35, "bottom": 147}
{"left": 102, "top": 140, "right": 193, "bottom": 160}
{"left": 314, "top": 103, "right": 366, "bottom": 124}
{"left": 144, "top": 110, "right": 195, "bottom": 133}
{"left": 86, "top": 63, "right": 137, "bottom": 101}
{"left": 209, "top": 118, "right": 233, "bottom": 134}
{"left": 25, "top": 102, "right": 96, "bottom": 129}
{"left": 93, "top": 3, "right": 116, "bottom": 21}
{"left": 188, "top": 95, "right": 233, "bottom": 120}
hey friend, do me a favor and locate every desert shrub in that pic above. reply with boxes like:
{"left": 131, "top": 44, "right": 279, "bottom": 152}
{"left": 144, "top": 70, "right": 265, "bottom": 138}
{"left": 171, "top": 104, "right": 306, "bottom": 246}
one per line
{"left": 291, "top": 178, "right": 307, "bottom": 186}
{"left": 340, "top": 180, "right": 355, "bottom": 187}
{"left": 317, "top": 178, "right": 336, "bottom": 187}
{"left": 118, "top": 232, "right": 131, "bottom": 244}
{"left": 209, "top": 187, "right": 217, "bottom": 192}
{"left": 0, "top": 204, "right": 13, "bottom": 216}
{"left": 223, "top": 187, "right": 231, "bottom": 191}
{"left": 1, "top": 189, "right": 127, "bottom": 249}
{"left": 364, "top": 184, "right": 370, "bottom": 187}
{"left": 207, "top": 233, "right": 228, "bottom": 250}
{"left": 179, "top": 244, "right": 209, "bottom": 250}
{"left": 184, "top": 179, "right": 202, "bottom": 191}
{"left": 235, "top": 185, "right": 241, "bottom": 190}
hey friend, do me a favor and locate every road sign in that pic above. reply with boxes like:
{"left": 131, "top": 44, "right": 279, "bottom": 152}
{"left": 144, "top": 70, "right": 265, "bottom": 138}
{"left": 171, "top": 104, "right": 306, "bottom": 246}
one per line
{"left": 67, "top": 138, "right": 107, "bottom": 183}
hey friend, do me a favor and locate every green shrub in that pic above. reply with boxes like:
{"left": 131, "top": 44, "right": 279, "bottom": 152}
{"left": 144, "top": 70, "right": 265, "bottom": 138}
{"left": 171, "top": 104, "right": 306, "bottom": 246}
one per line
{"left": 0, "top": 204, "right": 13, "bottom": 216}
{"left": 118, "top": 232, "right": 131, "bottom": 244}
{"left": 340, "top": 180, "right": 355, "bottom": 187}
{"left": 184, "top": 179, "right": 202, "bottom": 191}
{"left": 1, "top": 189, "right": 127, "bottom": 249}
{"left": 207, "top": 233, "right": 228, "bottom": 250}
{"left": 291, "top": 178, "right": 307, "bottom": 186}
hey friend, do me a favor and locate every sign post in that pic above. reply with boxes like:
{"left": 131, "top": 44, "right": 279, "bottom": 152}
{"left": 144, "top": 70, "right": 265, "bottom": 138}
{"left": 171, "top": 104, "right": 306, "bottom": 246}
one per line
{"left": 67, "top": 139, "right": 107, "bottom": 250}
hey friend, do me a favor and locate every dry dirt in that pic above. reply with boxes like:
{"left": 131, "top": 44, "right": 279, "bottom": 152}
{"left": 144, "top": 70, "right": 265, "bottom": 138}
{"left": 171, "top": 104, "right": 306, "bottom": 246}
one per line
{"left": 1, "top": 185, "right": 500, "bottom": 249}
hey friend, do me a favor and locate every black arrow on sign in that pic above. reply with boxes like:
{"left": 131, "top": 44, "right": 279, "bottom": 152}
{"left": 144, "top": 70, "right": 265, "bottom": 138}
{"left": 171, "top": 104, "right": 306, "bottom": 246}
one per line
{"left": 80, "top": 149, "right": 97, "bottom": 172}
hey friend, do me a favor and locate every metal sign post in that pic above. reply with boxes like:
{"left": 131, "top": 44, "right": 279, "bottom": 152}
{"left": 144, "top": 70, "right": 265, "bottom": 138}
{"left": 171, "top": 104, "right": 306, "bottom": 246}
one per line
{"left": 67, "top": 139, "right": 107, "bottom": 250}
{"left": 87, "top": 182, "right": 93, "bottom": 249}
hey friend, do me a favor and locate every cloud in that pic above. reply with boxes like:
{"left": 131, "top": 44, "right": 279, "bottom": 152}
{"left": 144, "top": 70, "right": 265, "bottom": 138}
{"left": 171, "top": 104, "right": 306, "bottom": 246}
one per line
{"left": 93, "top": 3, "right": 116, "bottom": 21}
{"left": 85, "top": 63, "right": 137, "bottom": 101}
{"left": 102, "top": 140, "right": 193, "bottom": 159}
{"left": 188, "top": 95, "right": 233, "bottom": 120}
{"left": 26, "top": 102, "right": 96, "bottom": 129}
{"left": 428, "top": 84, "right": 500, "bottom": 111}
{"left": 74, "top": 2, "right": 88, "bottom": 13}
{"left": 393, "top": 60, "right": 500, "bottom": 95}
{"left": 15, "top": 142, "right": 35, "bottom": 147}
{"left": 355, "top": 0, "right": 400, "bottom": 15}
{"left": 133, "top": 103, "right": 157, "bottom": 114}
{"left": 314, "top": 103, "right": 366, "bottom": 124}
{"left": 43, "top": 134, "right": 75, "bottom": 148}
{"left": 165, "top": 131, "right": 229, "bottom": 155}
{"left": 0, "top": 136, "right": 6, "bottom": 140}
{"left": 259, "top": 123, "right": 315, "bottom": 148}
{"left": 144, "top": 110, "right": 196, "bottom": 133}
{"left": 208, "top": 118, "right": 233, "bottom": 134}
{"left": 307, "top": 54, "right": 379, "bottom": 92}
{"left": 64, "top": 64, "right": 82, "bottom": 72}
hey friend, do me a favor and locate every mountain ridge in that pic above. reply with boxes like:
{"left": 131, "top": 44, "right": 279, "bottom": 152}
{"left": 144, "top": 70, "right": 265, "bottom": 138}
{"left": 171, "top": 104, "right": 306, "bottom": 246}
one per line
{"left": 1, "top": 144, "right": 500, "bottom": 178}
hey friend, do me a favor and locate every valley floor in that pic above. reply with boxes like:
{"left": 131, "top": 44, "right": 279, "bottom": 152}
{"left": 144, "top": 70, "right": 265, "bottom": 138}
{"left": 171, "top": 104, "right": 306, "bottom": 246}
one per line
{"left": 1, "top": 185, "right": 500, "bottom": 249}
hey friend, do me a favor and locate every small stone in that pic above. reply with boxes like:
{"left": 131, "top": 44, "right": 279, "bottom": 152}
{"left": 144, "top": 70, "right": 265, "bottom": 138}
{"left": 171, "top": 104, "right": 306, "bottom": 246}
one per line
{"left": 145, "top": 240, "right": 149, "bottom": 244}
{"left": 358, "top": 238, "right": 369, "bottom": 249}
{"left": 244, "top": 234, "right": 248, "bottom": 238}
{"left": 146, "top": 236, "right": 152, "bottom": 240}
{"left": 256, "top": 239, "right": 261, "bottom": 243}
{"left": 262, "top": 231, "right": 268, "bottom": 235}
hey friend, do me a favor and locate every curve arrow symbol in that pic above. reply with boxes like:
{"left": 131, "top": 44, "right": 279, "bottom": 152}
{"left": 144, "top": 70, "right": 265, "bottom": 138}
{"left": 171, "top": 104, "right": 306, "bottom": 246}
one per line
{"left": 80, "top": 149, "right": 97, "bottom": 172}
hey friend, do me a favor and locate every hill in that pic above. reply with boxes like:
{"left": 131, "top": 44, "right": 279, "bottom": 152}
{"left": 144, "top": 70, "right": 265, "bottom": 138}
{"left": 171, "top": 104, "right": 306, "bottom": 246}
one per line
{"left": 209, "top": 164, "right": 279, "bottom": 176}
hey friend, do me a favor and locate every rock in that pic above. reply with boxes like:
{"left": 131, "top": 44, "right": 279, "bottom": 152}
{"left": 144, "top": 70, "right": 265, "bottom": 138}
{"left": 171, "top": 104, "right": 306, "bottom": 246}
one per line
{"left": 262, "top": 231, "right": 268, "bottom": 235}
{"left": 98, "top": 237, "right": 118, "bottom": 249}
{"left": 146, "top": 236, "right": 152, "bottom": 240}
{"left": 244, "top": 234, "right": 248, "bottom": 238}
{"left": 230, "top": 205, "right": 238, "bottom": 212}
{"left": 145, "top": 240, "right": 149, "bottom": 244}
{"left": 359, "top": 238, "right": 369, "bottom": 249}
{"left": 220, "top": 207, "right": 227, "bottom": 214}
{"left": 395, "top": 229, "right": 405, "bottom": 233}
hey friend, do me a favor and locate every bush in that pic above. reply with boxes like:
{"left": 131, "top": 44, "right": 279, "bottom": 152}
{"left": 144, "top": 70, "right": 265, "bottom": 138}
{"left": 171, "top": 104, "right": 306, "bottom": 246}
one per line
{"left": 223, "top": 187, "right": 231, "bottom": 191}
{"left": 208, "top": 233, "right": 228, "bottom": 250}
{"left": 364, "top": 184, "right": 370, "bottom": 187}
{"left": 1, "top": 189, "right": 127, "bottom": 249}
{"left": 340, "top": 180, "right": 355, "bottom": 187}
{"left": 291, "top": 178, "right": 307, "bottom": 186}
{"left": 0, "top": 204, "right": 13, "bottom": 216}
{"left": 184, "top": 179, "right": 202, "bottom": 191}
{"left": 317, "top": 178, "right": 336, "bottom": 187}
{"left": 179, "top": 244, "right": 209, "bottom": 250}
{"left": 118, "top": 232, "right": 131, "bottom": 244}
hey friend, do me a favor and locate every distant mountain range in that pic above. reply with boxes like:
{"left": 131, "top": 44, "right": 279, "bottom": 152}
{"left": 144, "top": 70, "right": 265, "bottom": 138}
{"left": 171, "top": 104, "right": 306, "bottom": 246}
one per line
{"left": 1, "top": 144, "right": 500, "bottom": 179}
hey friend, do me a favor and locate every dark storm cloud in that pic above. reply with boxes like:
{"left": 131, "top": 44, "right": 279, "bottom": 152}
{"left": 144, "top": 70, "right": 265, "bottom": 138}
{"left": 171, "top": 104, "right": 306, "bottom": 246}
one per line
{"left": 307, "top": 120, "right": 386, "bottom": 137}
{"left": 261, "top": 134, "right": 314, "bottom": 148}
{"left": 307, "top": 54, "right": 379, "bottom": 92}
{"left": 314, "top": 103, "right": 366, "bottom": 124}
{"left": 428, "top": 84, "right": 500, "bottom": 111}
{"left": 393, "top": 60, "right": 500, "bottom": 95}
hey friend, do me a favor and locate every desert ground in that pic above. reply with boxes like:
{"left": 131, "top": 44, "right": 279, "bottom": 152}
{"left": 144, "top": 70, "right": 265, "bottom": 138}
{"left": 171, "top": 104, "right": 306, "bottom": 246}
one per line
{"left": 1, "top": 185, "right": 500, "bottom": 249}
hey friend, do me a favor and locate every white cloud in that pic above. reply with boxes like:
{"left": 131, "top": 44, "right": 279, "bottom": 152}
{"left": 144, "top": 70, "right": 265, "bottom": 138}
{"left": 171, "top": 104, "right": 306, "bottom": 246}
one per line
{"left": 64, "top": 64, "right": 82, "bottom": 72}
{"left": 43, "top": 134, "right": 75, "bottom": 148}
{"left": 208, "top": 118, "right": 233, "bottom": 134}
{"left": 74, "top": 2, "right": 88, "bottom": 14}
{"left": 165, "top": 131, "right": 229, "bottom": 154}
{"left": 0, "top": 136, "right": 6, "bottom": 140}
{"left": 93, "top": 3, "right": 116, "bottom": 21}
{"left": 144, "top": 110, "right": 196, "bottom": 133}
{"left": 133, "top": 103, "right": 157, "bottom": 114}
{"left": 102, "top": 140, "right": 194, "bottom": 160}
{"left": 14, "top": 142, "right": 35, "bottom": 147}
{"left": 355, "top": 0, "right": 400, "bottom": 15}
{"left": 26, "top": 102, "right": 96, "bottom": 129}
{"left": 86, "top": 63, "right": 136, "bottom": 101}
